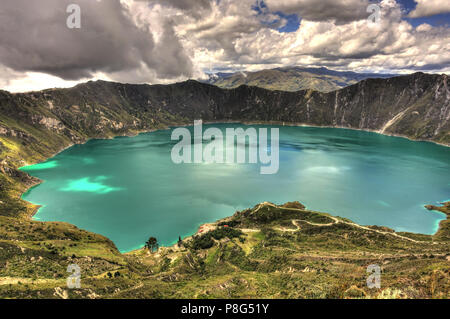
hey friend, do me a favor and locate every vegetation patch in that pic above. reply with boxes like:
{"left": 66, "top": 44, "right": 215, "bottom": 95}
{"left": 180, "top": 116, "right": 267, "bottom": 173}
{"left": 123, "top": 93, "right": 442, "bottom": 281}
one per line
{"left": 189, "top": 227, "right": 244, "bottom": 250}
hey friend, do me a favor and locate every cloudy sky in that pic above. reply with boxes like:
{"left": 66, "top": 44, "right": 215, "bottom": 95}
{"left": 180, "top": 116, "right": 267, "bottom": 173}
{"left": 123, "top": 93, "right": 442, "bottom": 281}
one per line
{"left": 0, "top": 0, "right": 449, "bottom": 92}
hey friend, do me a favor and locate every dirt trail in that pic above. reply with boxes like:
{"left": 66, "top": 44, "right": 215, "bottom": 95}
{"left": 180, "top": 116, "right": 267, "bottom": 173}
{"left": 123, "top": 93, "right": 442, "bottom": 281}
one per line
{"left": 111, "top": 282, "right": 144, "bottom": 296}
{"left": 263, "top": 203, "right": 440, "bottom": 244}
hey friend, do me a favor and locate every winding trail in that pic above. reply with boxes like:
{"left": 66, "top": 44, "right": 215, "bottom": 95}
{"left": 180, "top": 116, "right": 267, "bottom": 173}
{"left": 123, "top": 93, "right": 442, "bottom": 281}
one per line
{"left": 262, "top": 203, "right": 441, "bottom": 244}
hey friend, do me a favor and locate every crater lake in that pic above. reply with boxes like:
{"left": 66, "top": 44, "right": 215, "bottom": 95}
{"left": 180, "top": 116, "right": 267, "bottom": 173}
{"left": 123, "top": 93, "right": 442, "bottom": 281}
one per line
{"left": 21, "top": 124, "right": 450, "bottom": 252}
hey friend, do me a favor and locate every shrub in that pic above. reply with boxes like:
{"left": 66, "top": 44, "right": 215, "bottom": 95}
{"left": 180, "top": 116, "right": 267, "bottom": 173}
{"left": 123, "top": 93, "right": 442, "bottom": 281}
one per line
{"left": 190, "top": 227, "right": 243, "bottom": 250}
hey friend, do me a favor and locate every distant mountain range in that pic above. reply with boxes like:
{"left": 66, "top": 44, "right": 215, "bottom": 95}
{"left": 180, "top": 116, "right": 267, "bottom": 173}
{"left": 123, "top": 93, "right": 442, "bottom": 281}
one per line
{"left": 203, "top": 66, "right": 398, "bottom": 92}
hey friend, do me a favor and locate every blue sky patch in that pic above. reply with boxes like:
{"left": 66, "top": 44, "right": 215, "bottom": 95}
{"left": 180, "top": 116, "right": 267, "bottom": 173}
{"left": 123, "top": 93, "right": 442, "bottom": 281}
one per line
{"left": 397, "top": 0, "right": 450, "bottom": 27}
{"left": 405, "top": 12, "right": 450, "bottom": 27}
{"left": 252, "top": 0, "right": 300, "bottom": 33}
{"left": 275, "top": 11, "right": 301, "bottom": 33}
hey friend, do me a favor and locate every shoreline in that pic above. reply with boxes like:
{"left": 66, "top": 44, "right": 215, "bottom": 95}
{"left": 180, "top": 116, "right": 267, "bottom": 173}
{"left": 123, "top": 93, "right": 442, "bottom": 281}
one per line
{"left": 238, "top": 120, "right": 450, "bottom": 148}
{"left": 18, "top": 123, "right": 188, "bottom": 219}
{"left": 125, "top": 215, "right": 233, "bottom": 255}
{"left": 126, "top": 201, "right": 450, "bottom": 256}
{"left": 16, "top": 121, "right": 450, "bottom": 254}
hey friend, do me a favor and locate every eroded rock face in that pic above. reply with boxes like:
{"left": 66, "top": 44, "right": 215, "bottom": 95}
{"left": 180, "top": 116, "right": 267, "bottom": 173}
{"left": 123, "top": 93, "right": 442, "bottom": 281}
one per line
{"left": 0, "top": 124, "right": 34, "bottom": 141}
{"left": 37, "top": 116, "right": 65, "bottom": 131}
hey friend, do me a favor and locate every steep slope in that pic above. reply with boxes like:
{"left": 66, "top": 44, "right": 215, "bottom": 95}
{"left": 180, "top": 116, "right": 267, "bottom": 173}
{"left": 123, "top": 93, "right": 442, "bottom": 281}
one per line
{"left": 1, "top": 201, "right": 448, "bottom": 299}
{"left": 204, "top": 67, "right": 397, "bottom": 92}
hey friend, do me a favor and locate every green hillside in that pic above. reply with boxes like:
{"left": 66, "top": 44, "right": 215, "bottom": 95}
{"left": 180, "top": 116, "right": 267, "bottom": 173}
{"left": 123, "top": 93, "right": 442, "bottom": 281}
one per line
{"left": 0, "top": 201, "right": 448, "bottom": 299}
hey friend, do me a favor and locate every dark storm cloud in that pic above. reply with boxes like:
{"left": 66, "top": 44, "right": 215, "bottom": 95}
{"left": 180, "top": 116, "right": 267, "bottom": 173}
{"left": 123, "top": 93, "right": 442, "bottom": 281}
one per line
{"left": 265, "top": 0, "right": 371, "bottom": 24}
{"left": 408, "top": 61, "right": 450, "bottom": 71}
{"left": 0, "top": 65, "right": 21, "bottom": 88}
{"left": 0, "top": 0, "right": 193, "bottom": 80}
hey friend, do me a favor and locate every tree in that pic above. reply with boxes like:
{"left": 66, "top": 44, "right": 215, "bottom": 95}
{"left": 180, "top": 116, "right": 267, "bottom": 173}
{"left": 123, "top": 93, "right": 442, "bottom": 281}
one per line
{"left": 145, "top": 237, "right": 159, "bottom": 252}
{"left": 177, "top": 236, "right": 183, "bottom": 247}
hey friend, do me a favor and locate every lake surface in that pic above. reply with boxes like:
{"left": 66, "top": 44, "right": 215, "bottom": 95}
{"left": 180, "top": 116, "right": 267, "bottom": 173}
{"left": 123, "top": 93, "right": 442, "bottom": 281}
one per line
{"left": 21, "top": 124, "right": 450, "bottom": 252}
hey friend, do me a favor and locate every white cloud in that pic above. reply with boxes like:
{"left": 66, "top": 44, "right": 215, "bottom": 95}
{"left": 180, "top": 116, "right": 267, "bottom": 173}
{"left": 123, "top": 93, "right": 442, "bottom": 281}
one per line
{"left": 178, "top": 0, "right": 450, "bottom": 74}
{"left": 1, "top": 0, "right": 449, "bottom": 92}
{"left": 416, "top": 23, "right": 433, "bottom": 32}
{"left": 408, "top": 0, "right": 450, "bottom": 18}
{"left": 0, "top": 68, "right": 90, "bottom": 93}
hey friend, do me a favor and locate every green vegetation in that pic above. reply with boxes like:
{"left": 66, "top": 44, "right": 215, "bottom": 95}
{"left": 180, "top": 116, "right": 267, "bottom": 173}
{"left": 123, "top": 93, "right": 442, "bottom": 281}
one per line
{"left": 189, "top": 227, "right": 244, "bottom": 250}
{"left": 145, "top": 237, "right": 159, "bottom": 253}
{"left": 425, "top": 202, "right": 450, "bottom": 241}
{"left": 0, "top": 201, "right": 448, "bottom": 299}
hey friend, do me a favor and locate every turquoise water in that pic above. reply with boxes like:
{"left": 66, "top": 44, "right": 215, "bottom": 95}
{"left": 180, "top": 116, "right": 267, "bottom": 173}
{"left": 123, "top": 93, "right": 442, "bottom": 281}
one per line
{"left": 21, "top": 124, "right": 450, "bottom": 252}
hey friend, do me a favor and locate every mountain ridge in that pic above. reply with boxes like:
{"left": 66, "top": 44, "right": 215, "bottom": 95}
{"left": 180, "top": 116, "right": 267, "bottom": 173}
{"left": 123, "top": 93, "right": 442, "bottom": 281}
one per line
{"left": 203, "top": 66, "right": 399, "bottom": 92}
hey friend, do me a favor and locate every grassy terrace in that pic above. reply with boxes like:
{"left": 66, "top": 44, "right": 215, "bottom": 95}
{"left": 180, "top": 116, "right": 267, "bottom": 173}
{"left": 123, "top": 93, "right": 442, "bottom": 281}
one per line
{"left": 0, "top": 200, "right": 448, "bottom": 299}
